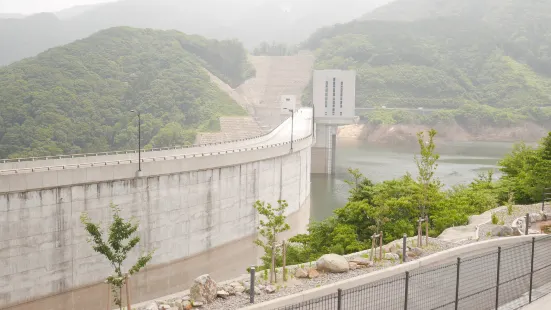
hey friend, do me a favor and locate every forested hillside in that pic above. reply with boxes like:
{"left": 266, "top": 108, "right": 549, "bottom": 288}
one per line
{"left": 0, "top": 27, "right": 253, "bottom": 158}
{"left": 0, "top": 0, "right": 391, "bottom": 66}
{"left": 304, "top": 0, "right": 551, "bottom": 132}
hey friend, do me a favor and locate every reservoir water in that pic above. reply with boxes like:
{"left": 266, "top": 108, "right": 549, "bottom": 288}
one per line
{"left": 310, "top": 139, "right": 518, "bottom": 222}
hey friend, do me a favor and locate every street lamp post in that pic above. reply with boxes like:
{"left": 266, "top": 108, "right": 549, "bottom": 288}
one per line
{"left": 130, "top": 110, "right": 141, "bottom": 172}
{"left": 289, "top": 109, "right": 294, "bottom": 152}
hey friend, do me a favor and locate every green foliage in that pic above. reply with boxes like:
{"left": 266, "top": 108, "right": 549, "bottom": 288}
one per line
{"left": 491, "top": 213, "right": 499, "bottom": 225}
{"left": 498, "top": 133, "right": 551, "bottom": 203}
{"left": 287, "top": 128, "right": 515, "bottom": 266}
{"left": 253, "top": 200, "right": 291, "bottom": 271}
{"left": 303, "top": 1, "right": 551, "bottom": 129}
{"left": 0, "top": 27, "right": 251, "bottom": 158}
{"left": 252, "top": 42, "right": 298, "bottom": 56}
{"left": 415, "top": 129, "right": 441, "bottom": 216}
{"left": 80, "top": 203, "right": 154, "bottom": 309}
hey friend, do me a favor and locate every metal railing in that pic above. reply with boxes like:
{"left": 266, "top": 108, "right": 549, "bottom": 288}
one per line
{"left": 0, "top": 132, "right": 313, "bottom": 176}
{"left": 0, "top": 115, "right": 292, "bottom": 164}
{"left": 276, "top": 235, "right": 551, "bottom": 310}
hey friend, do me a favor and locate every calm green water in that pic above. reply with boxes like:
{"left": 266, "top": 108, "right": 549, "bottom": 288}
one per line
{"left": 310, "top": 139, "right": 517, "bottom": 222}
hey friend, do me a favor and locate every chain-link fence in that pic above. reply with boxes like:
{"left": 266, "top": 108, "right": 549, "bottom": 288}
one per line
{"left": 275, "top": 235, "right": 551, "bottom": 310}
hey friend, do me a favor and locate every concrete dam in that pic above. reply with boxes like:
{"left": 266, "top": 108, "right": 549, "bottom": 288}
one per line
{"left": 0, "top": 109, "right": 314, "bottom": 310}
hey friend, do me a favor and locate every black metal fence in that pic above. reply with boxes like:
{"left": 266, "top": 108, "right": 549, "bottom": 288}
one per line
{"left": 276, "top": 236, "right": 551, "bottom": 310}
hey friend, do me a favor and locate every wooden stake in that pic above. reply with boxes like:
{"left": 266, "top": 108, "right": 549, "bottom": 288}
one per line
{"left": 125, "top": 277, "right": 132, "bottom": 310}
{"left": 370, "top": 235, "right": 374, "bottom": 262}
{"left": 425, "top": 215, "right": 429, "bottom": 246}
{"left": 282, "top": 240, "right": 287, "bottom": 282}
{"left": 379, "top": 231, "right": 383, "bottom": 260}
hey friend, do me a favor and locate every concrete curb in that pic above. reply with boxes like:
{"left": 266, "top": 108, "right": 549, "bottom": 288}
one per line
{"left": 240, "top": 235, "right": 546, "bottom": 310}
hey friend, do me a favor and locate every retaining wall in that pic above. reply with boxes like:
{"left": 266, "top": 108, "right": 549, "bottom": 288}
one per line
{"left": 0, "top": 136, "right": 313, "bottom": 310}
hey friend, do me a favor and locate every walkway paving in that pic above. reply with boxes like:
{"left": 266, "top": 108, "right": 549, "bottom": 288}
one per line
{"left": 438, "top": 206, "right": 508, "bottom": 243}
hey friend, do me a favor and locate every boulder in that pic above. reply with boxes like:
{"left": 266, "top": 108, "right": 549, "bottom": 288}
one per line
{"left": 144, "top": 302, "right": 159, "bottom": 310}
{"left": 348, "top": 262, "right": 358, "bottom": 270}
{"left": 190, "top": 274, "right": 218, "bottom": 304}
{"left": 217, "top": 290, "right": 230, "bottom": 299}
{"left": 230, "top": 282, "right": 245, "bottom": 294}
{"left": 192, "top": 301, "right": 204, "bottom": 307}
{"left": 316, "top": 254, "right": 350, "bottom": 273}
{"left": 349, "top": 257, "right": 373, "bottom": 267}
{"left": 308, "top": 268, "right": 320, "bottom": 279}
{"left": 407, "top": 252, "right": 417, "bottom": 258}
{"left": 512, "top": 226, "right": 522, "bottom": 236}
{"left": 265, "top": 285, "right": 276, "bottom": 294}
{"left": 384, "top": 253, "right": 400, "bottom": 260}
{"left": 530, "top": 213, "right": 543, "bottom": 223}
{"left": 410, "top": 247, "right": 423, "bottom": 257}
{"left": 295, "top": 268, "right": 308, "bottom": 278}
{"left": 491, "top": 226, "right": 514, "bottom": 237}
{"left": 383, "top": 243, "right": 398, "bottom": 254}
{"left": 182, "top": 301, "right": 192, "bottom": 310}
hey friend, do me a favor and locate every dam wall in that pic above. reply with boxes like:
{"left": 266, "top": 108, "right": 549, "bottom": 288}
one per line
{"left": 0, "top": 136, "right": 313, "bottom": 310}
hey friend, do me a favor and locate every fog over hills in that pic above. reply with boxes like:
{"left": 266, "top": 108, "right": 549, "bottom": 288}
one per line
{"left": 0, "top": 0, "right": 391, "bottom": 66}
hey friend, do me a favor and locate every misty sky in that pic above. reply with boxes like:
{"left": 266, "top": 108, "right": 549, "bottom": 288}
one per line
{"left": 0, "top": 0, "right": 117, "bottom": 14}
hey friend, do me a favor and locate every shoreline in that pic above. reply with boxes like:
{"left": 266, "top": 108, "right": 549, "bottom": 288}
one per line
{"left": 337, "top": 123, "right": 549, "bottom": 145}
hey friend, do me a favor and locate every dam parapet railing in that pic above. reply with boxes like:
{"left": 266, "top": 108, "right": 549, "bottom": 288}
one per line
{"left": 0, "top": 108, "right": 314, "bottom": 175}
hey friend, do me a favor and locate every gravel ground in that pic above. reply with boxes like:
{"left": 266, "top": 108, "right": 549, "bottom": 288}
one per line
{"left": 196, "top": 238, "right": 459, "bottom": 310}
{"left": 478, "top": 204, "right": 543, "bottom": 241}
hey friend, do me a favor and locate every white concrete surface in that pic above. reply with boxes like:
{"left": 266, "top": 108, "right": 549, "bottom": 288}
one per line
{"left": 0, "top": 110, "right": 314, "bottom": 308}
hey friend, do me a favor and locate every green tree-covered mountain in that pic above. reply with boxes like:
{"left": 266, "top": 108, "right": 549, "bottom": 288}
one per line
{"left": 303, "top": 0, "right": 551, "bottom": 131}
{"left": 0, "top": 27, "right": 253, "bottom": 158}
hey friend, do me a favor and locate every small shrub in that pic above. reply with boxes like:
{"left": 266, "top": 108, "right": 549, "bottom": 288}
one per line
{"left": 491, "top": 213, "right": 499, "bottom": 225}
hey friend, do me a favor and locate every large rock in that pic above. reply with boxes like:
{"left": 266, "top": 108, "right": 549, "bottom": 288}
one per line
{"left": 190, "top": 274, "right": 218, "bottom": 304}
{"left": 316, "top": 254, "right": 350, "bottom": 273}
{"left": 530, "top": 213, "right": 543, "bottom": 223}
{"left": 384, "top": 253, "right": 400, "bottom": 260}
{"left": 349, "top": 257, "right": 373, "bottom": 267}
{"left": 512, "top": 226, "right": 522, "bottom": 236}
{"left": 144, "top": 303, "right": 159, "bottom": 310}
{"left": 348, "top": 262, "right": 358, "bottom": 270}
{"left": 295, "top": 268, "right": 308, "bottom": 278}
{"left": 410, "top": 247, "right": 423, "bottom": 257}
{"left": 308, "top": 268, "right": 320, "bottom": 279}
{"left": 491, "top": 226, "right": 514, "bottom": 237}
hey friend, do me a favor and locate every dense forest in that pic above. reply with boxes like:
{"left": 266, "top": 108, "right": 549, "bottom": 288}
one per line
{"left": 302, "top": 0, "right": 551, "bottom": 129}
{"left": 0, "top": 27, "right": 253, "bottom": 158}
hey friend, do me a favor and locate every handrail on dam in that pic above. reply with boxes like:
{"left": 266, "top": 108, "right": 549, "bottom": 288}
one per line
{"left": 0, "top": 116, "right": 290, "bottom": 164}
{"left": 0, "top": 122, "right": 313, "bottom": 176}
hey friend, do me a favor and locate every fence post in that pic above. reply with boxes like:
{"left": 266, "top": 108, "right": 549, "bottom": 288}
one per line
{"left": 455, "top": 257, "right": 461, "bottom": 310}
{"left": 495, "top": 247, "right": 501, "bottom": 310}
{"left": 525, "top": 213, "right": 530, "bottom": 235}
{"left": 250, "top": 266, "right": 255, "bottom": 304}
{"left": 404, "top": 271, "right": 410, "bottom": 310}
{"left": 529, "top": 237, "right": 536, "bottom": 303}
{"left": 337, "top": 288, "right": 343, "bottom": 310}
{"left": 402, "top": 234, "right": 407, "bottom": 263}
